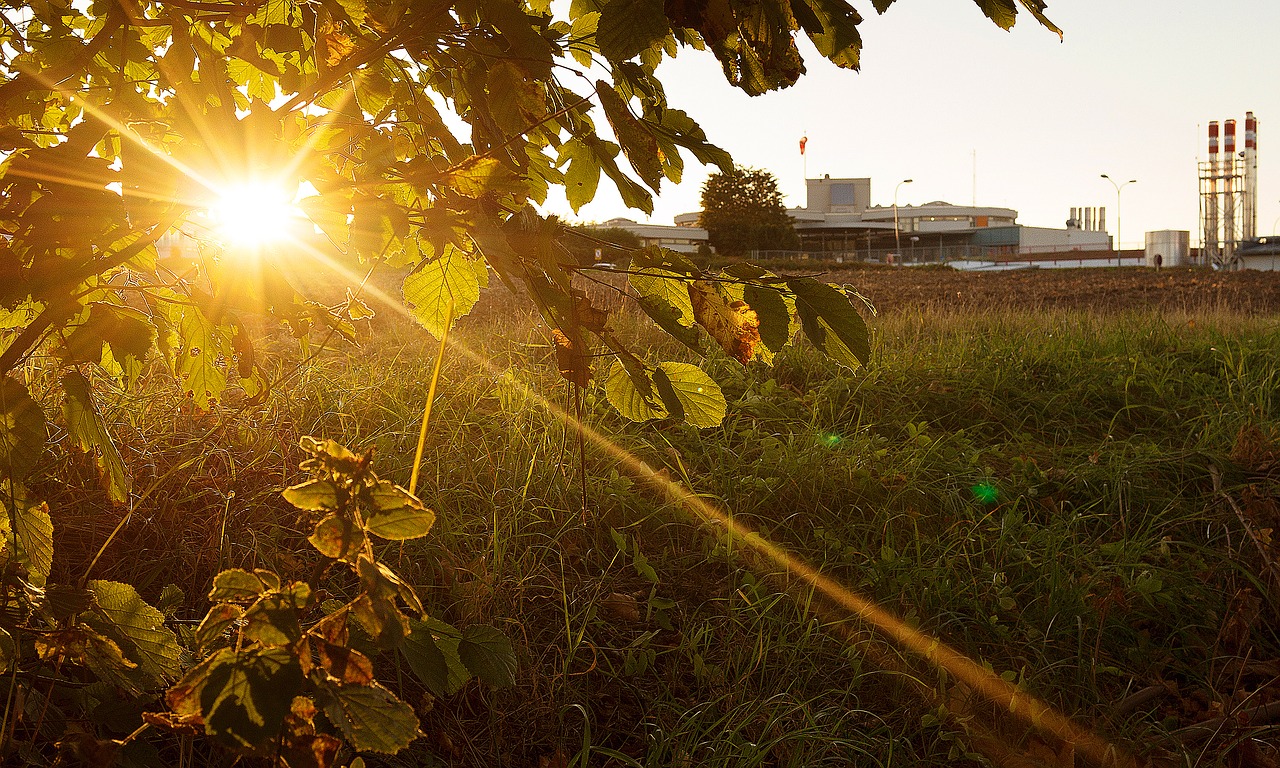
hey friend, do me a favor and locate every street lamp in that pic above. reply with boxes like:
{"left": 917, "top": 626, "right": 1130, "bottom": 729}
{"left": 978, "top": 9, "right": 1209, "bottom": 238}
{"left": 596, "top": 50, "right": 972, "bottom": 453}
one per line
{"left": 894, "top": 179, "right": 913, "bottom": 261}
{"left": 1100, "top": 174, "right": 1137, "bottom": 252}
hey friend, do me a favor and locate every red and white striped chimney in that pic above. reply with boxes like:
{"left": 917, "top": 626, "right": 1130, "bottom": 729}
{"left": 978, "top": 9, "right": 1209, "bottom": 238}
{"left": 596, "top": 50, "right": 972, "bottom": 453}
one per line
{"left": 1224, "top": 119, "right": 1237, "bottom": 156}
{"left": 1244, "top": 112, "right": 1258, "bottom": 239}
{"left": 1209, "top": 121, "right": 1220, "bottom": 156}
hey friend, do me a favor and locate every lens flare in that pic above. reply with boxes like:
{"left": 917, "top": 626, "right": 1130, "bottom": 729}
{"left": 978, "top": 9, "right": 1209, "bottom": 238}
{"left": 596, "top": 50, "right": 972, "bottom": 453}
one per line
{"left": 209, "top": 182, "right": 299, "bottom": 248}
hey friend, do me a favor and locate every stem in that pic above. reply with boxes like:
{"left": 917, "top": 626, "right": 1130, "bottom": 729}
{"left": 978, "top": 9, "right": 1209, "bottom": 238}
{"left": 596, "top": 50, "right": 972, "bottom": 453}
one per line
{"left": 408, "top": 299, "right": 453, "bottom": 497}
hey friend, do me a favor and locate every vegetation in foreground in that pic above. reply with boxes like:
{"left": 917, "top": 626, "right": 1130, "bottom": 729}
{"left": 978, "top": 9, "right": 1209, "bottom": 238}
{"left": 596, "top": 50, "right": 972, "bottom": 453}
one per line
{"left": 35, "top": 281, "right": 1280, "bottom": 767}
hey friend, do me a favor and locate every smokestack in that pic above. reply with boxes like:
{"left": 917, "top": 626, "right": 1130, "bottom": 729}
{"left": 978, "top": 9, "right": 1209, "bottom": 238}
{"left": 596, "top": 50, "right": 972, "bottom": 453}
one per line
{"left": 1244, "top": 111, "right": 1258, "bottom": 240}
{"left": 1206, "top": 122, "right": 1220, "bottom": 259}
{"left": 1209, "top": 121, "right": 1220, "bottom": 157}
{"left": 1224, "top": 119, "right": 1238, "bottom": 255}
{"left": 1099, "top": 207, "right": 1106, "bottom": 238}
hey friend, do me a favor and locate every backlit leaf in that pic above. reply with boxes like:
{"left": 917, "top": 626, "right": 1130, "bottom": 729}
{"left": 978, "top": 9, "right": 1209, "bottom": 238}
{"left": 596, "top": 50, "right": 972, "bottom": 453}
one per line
{"left": 597, "top": 83, "right": 662, "bottom": 190}
{"left": 558, "top": 138, "right": 601, "bottom": 213}
{"left": 209, "top": 569, "right": 274, "bottom": 603}
{"left": 597, "top": 0, "right": 671, "bottom": 61}
{"left": 0, "top": 376, "right": 46, "bottom": 482}
{"left": 788, "top": 277, "right": 870, "bottom": 369}
{"left": 318, "top": 681, "right": 420, "bottom": 753}
{"left": 86, "top": 580, "right": 183, "bottom": 685}
{"left": 195, "top": 603, "right": 243, "bottom": 651}
{"left": 688, "top": 280, "right": 763, "bottom": 365}
{"left": 402, "top": 245, "right": 488, "bottom": 340}
{"left": 309, "top": 513, "right": 365, "bottom": 561}
{"left": 364, "top": 480, "right": 435, "bottom": 540}
{"left": 283, "top": 479, "right": 340, "bottom": 511}
{"left": 167, "top": 647, "right": 305, "bottom": 751}
{"left": 62, "top": 371, "right": 129, "bottom": 504}
{"left": 10, "top": 498, "right": 53, "bottom": 587}
{"left": 605, "top": 360, "right": 724, "bottom": 427}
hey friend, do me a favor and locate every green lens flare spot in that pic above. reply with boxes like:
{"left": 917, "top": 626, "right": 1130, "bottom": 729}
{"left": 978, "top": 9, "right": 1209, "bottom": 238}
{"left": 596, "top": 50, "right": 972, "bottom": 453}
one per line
{"left": 971, "top": 483, "right": 999, "bottom": 504}
{"left": 819, "top": 433, "right": 842, "bottom": 448}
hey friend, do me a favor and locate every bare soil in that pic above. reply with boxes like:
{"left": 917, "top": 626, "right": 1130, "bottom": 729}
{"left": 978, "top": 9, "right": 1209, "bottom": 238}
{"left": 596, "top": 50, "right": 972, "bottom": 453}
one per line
{"left": 808, "top": 265, "right": 1280, "bottom": 315}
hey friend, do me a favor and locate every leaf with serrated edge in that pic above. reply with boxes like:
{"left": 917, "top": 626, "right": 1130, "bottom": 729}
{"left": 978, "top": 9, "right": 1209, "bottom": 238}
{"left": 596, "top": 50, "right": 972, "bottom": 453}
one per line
{"left": 62, "top": 371, "right": 130, "bottom": 503}
{"left": 319, "top": 681, "right": 420, "bottom": 753}
{"left": 0, "top": 376, "right": 46, "bottom": 482}
{"left": 87, "top": 580, "right": 183, "bottom": 684}
{"left": 788, "top": 278, "right": 870, "bottom": 369}
{"left": 606, "top": 360, "right": 666, "bottom": 423}
{"left": 364, "top": 481, "right": 435, "bottom": 540}
{"left": 652, "top": 362, "right": 725, "bottom": 428}
{"left": 400, "top": 617, "right": 471, "bottom": 696}
{"left": 11, "top": 499, "right": 53, "bottom": 587}
{"left": 688, "top": 280, "right": 763, "bottom": 365}
{"left": 282, "top": 479, "right": 338, "bottom": 511}
{"left": 457, "top": 625, "right": 517, "bottom": 688}
{"left": 402, "top": 245, "right": 487, "bottom": 340}
{"left": 209, "top": 569, "right": 271, "bottom": 603}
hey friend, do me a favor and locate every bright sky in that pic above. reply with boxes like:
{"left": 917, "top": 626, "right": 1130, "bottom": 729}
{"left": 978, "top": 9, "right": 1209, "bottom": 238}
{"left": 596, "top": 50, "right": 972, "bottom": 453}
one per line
{"left": 543, "top": 0, "right": 1280, "bottom": 250}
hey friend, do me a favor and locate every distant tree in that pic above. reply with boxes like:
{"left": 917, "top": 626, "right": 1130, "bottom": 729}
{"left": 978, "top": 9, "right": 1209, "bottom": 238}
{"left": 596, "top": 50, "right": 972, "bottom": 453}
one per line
{"left": 700, "top": 166, "right": 801, "bottom": 256}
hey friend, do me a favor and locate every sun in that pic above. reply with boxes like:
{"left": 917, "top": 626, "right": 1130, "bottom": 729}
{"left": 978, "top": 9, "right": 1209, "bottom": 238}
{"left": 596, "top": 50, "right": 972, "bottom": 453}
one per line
{"left": 209, "top": 181, "right": 300, "bottom": 249}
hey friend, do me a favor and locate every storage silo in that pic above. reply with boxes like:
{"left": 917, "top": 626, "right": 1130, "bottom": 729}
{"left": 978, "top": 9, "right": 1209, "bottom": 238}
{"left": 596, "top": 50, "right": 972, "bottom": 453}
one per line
{"left": 1144, "top": 230, "right": 1190, "bottom": 267}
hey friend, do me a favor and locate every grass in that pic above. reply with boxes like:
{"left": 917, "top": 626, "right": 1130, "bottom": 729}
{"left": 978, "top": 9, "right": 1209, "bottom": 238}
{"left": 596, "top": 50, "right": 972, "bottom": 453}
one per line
{"left": 41, "top": 281, "right": 1280, "bottom": 766}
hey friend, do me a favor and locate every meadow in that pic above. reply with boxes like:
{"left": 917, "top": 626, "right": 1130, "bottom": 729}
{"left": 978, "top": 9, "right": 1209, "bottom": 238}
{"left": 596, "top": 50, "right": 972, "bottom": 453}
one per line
{"left": 48, "top": 265, "right": 1280, "bottom": 767}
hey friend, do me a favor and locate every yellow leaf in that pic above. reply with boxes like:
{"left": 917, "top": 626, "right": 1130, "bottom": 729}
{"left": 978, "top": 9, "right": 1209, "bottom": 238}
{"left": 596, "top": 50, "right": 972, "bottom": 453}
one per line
{"left": 688, "top": 280, "right": 762, "bottom": 365}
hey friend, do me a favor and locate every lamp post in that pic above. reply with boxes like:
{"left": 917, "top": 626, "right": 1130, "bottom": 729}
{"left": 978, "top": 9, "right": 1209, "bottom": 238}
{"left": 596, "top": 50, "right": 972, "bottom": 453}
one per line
{"left": 1100, "top": 174, "right": 1137, "bottom": 254}
{"left": 893, "top": 178, "right": 913, "bottom": 262}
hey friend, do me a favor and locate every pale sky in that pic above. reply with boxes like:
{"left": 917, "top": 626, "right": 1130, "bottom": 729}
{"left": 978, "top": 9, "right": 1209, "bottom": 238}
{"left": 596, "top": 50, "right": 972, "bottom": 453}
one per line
{"left": 542, "top": 0, "right": 1280, "bottom": 250}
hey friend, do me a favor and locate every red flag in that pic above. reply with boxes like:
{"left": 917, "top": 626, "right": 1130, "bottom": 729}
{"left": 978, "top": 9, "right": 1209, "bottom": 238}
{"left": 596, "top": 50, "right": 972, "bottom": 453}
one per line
{"left": 799, "top": 136, "right": 808, "bottom": 155}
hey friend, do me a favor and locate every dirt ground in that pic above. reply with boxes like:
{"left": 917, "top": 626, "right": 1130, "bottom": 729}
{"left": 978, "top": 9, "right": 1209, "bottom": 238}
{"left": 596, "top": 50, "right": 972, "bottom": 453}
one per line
{"left": 806, "top": 265, "right": 1280, "bottom": 315}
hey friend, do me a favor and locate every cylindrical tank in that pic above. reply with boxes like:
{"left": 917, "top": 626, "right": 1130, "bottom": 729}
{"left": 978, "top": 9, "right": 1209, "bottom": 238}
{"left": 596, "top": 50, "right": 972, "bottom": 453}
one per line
{"left": 1145, "top": 230, "right": 1190, "bottom": 267}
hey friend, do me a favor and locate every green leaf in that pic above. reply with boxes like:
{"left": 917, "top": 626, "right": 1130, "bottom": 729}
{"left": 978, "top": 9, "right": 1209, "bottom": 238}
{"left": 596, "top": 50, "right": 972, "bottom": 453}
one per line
{"left": 402, "top": 245, "right": 488, "bottom": 340}
{"left": 794, "top": 0, "right": 863, "bottom": 70}
{"left": 652, "top": 362, "right": 725, "bottom": 428}
{"left": 597, "top": 83, "right": 662, "bottom": 190}
{"left": 195, "top": 603, "right": 243, "bottom": 651}
{"left": 209, "top": 569, "right": 274, "bottom": 603}
{"left": 167, "top": 647, "right": 305, "bottom": 751}
{"left": 0, "top": 376, "right": 46, "bottom": 482}
{"left": 282, "top": 479, "right": 339, "bottom": 511}
{"left": 86, "top": 580, "right": 183, "bottom": 685}
{"left": 457, "top": 625, "right": 517, "bottom": 688}
{"left": 241, "top": 583, "right": 311, "bottom": 646}
{"left": 309, "top": 513, "right": 365, "bottom": 561}
{"left": 597, "top": 0, "right": 671, "bottom": 61}
{"left": 62, "top": 303, "right": 157, "bottom": 386}
{"left": 558, "top": 138, "right": 602, "bottom": 213}
{"left": 176, "top": 306, "right": 227, "bottom": 411}
{"left": 972, "top": 0, "right": 1017, "bottom": 30}
{"left": 318, "top": 681, "right": 420, "bottom": 753}
{"left": 744, "top": 282, "right": 796, "bottom": 356}
{"left": 787, "top": 278, "right": 870, "bottom": 369}
{"left": 605, "top": 360, "right": 664, "bottom": 423}
{"left": 299, "top": 192, "right": 352, "bottom": 246}
{"left": 44, "top": 584, "right": 95, "bottom": 620}
{"left": 400, "top": 617, "right": 471, "bottom": 697}
{"left": 10, "top": 498, "right": 53, "bottom": 587}
{"left": 605, "top": 361, "right": 724, "bottom": 427}
{"left": 62, "top": 371, "right": 130, "bottom": 504}
{"left": 363, "top": 481, "right": 435, "bottom": 541}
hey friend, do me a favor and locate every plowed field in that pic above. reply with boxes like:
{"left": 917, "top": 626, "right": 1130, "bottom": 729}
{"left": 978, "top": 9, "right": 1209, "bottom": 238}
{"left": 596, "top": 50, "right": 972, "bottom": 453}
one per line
{"left": 813, "top": 265, "right": 1280, "bottom": 315}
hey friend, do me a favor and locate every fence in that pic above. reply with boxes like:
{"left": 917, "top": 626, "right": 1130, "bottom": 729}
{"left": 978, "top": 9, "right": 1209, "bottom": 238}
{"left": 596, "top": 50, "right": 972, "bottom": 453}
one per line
{"left": 749, "top": 245, "right": 1151, "bottom": 268}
